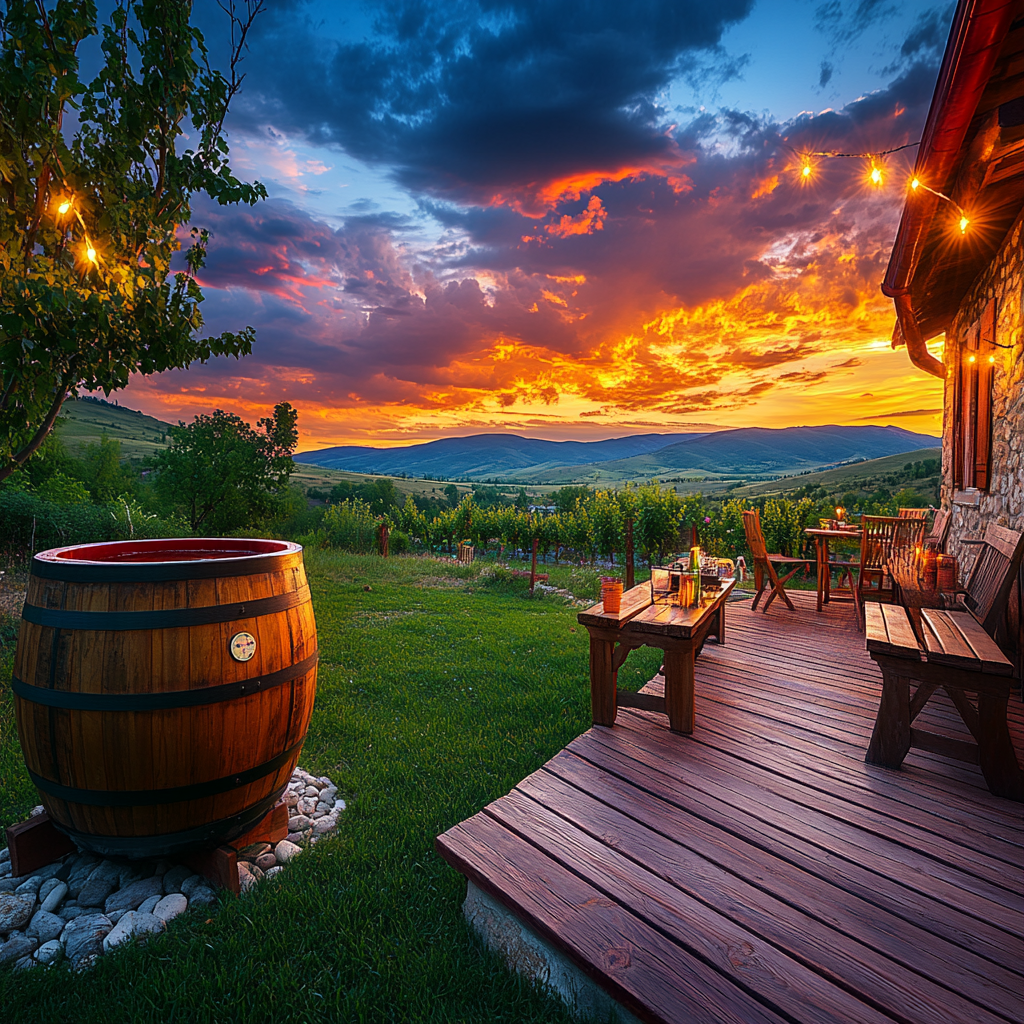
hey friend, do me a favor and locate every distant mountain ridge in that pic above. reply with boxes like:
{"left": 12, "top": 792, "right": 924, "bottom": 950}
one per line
{"left": 294, "top": 425, "right": 941, "bottom": 482}
{"left": 293, "top": 432, "right": 707, "bottom": 478}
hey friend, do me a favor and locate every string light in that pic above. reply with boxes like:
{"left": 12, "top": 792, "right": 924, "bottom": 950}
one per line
{"left": 85, "top": 245, "right": 97, "bottom": 263}
{"left": 968, "top": 354, "right": 976, "bottom": 363}
{"left": 57, "top": 199, "right": 71, "bottom": 214}
{"left": 782, "top": 139, "right": 971, "bottom": 235}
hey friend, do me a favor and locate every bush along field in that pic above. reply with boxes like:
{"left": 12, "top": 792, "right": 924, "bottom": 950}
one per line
{"left": 0, "top": 552, "right": 665, "bottom": 1021}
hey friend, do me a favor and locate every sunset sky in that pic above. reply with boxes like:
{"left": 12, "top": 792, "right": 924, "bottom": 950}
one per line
{"left": 120, "top": 0, "right": 953, "bottom": 450}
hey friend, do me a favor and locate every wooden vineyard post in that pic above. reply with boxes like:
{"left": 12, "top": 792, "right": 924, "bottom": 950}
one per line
{"left": 530, "top": 537, "right": 539, "bottom": 593}
{"left": 377, "top": 521, "right": 390, "bottom": 558}
{"left": 625, "top": 518, "right": 635, "bottom": 590}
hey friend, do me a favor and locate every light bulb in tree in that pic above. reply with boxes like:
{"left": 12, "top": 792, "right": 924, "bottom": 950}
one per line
{"left": 86, "top": 246, "right": 97, "bottom": 263}
{"left": 911, "top": 178, "right": 920, "bottom": 190}
{"left": 959, "top": 215, "right": 969, "bottom": 234}
{"left": 57, "top": 199, "right": 71, "bottom": 214}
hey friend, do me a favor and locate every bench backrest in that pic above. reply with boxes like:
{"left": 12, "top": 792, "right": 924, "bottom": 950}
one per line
{"left": 963, "top": 523, "right": 1024, "bottom": 640}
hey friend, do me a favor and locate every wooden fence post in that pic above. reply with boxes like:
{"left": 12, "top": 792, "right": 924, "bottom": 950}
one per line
{"left": 625, "top": 518, "right": 635, "bottom": 590}
{"left": 530, "top": 537, "right": 539, "bottom": 593}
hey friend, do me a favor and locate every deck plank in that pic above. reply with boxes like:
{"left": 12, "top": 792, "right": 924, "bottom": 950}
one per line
{"left": 436, "top": 591, "right": 1024, "bottom": 1024}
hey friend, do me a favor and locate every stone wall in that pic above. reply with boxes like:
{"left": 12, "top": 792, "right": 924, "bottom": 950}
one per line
{"left": 940, "top": 207, "right": 1023, "bottom": 667}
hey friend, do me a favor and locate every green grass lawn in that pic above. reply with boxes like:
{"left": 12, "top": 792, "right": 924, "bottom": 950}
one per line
{"left": 0, "top": 552, "right": 664, "bottom": 1022}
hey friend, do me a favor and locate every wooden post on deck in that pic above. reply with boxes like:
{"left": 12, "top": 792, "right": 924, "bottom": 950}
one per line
{"left": 625, "top": 518, "right": 635, "bottom": 590}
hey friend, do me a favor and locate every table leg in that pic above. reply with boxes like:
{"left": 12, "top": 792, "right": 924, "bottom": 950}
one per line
{"left": 977, "top": 692, "right": 1024, "bottom": 801}
{"left": 865, "top": 666, "right": 910, "bottom": 768}
{"left": 814, "top": 537, "right": 824, "bottom": 612}
{"left": 589, "top": 635, "right": 617, "bottom": 726}
{"left": 663, "top": 646, "right": 695, "bottom": 734}
{"left": 716, "top": 601, "right": 726, "bottom": 645}
{"left": 822, "top": 538, "right": 832, "bottom": 606}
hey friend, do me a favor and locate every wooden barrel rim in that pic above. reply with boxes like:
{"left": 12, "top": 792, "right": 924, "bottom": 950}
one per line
{"left": 31, "top": 537, "right": 302, "bottom": 582}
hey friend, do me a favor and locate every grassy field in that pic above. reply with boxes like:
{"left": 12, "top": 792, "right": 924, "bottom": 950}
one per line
{"left": 0, "top": 553, "right": 665, "bottom": 1022}
{"left": 57, "top": 399, "right": 173, "bottom": 461}
{"left": 732, "top": 447, "right": 942, "bottom": 500}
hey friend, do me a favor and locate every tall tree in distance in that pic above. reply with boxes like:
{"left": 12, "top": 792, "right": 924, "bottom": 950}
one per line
{"left": 155, "top": 402, "right": 298, "bottom": 532}
{"left": 0, "top": 0, "right": 267, "bottom": 484}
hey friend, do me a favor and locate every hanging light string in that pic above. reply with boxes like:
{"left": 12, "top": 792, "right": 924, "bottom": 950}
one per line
{"left": 786, "top": 139, "right": 971, "bottom": 234}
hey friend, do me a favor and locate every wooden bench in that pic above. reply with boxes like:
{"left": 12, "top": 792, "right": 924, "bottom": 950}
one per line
{"left": 864, "top": 602, "right": 1022, "bottom": 800}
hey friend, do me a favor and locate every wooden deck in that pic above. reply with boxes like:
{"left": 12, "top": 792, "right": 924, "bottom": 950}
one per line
{"left": 437, "top": 591, "right": 1024, "bottom": 1024}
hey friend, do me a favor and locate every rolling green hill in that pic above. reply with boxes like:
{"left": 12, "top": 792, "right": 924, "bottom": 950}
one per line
{"left": 53, "top": 399, "right": 560, "bottom": 501}
{"left": 58, "top": 398, "right": 174, "bottom": 460}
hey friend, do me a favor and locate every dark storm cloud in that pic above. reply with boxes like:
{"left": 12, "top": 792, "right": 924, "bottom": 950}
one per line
{"left": 232, "top": 0, "right": 754, "bottom": 204}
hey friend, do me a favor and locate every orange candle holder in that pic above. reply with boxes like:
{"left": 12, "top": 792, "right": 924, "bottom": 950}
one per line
{"left": 601, "top": 577, "right": 623, "bottom": 614}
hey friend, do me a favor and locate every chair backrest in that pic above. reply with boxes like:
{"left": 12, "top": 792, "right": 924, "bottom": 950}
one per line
{"left": 923, "top": 508, "right": 951, "bottom": 551}
{"left": 898, "top": 508, "right": 929, "bottom": 519}
{"left": 963, "top": 523, "right": 1024, "bottom": 638}
{"left": 858, "top": 515, "right": 926, "bottom": 570}
{"left": 858, "top": 516, "right": 901, "bottom": 570}
{"left": 741, "top": 509, "right": 769, "bottom": 562}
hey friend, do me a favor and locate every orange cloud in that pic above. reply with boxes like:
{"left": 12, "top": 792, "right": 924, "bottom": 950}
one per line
{"left": 545, "top": 195, "right": 607, "bottom": 237}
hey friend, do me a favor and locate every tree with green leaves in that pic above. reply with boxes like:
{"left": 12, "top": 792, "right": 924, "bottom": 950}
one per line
{"left": 0, "top": 0, "right": 267, "bottom": 484}
{"left": 154, "top": 402, "right": 297, "bottom": 532}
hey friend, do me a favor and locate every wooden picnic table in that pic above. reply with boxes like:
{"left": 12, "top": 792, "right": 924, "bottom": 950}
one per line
{"left": 865, "top": 602, "right": 1022, "bottom": 800}
{"left": 804, "top": 527, "right": 861, "bottom": 612}
{"left": 577, "top": 578, "right": 735, "bottom": 734}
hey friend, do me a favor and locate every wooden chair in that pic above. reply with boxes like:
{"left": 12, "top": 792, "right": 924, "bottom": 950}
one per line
{"left": 897, "top": 508, "right": 929, "bottom": 519}
{"left": 922, "top": 508, "right": 951, "bottom": 552}
{"left": 855, "top": 516, "right": 926, "bottom": 621}
{"left": 741, "top": 509, "right": 814, "bottom": 613}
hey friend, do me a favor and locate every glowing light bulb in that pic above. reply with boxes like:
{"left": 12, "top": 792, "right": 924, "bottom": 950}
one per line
{"left": 911, "top": 178, "right": 920, "bottom": 190}
{"left": 968, "top": 355, "right": 976, "bottom": 363}
{"left": 959, "top": 215, "right": 969, "bottom": 234}
{"left": 57, "top": 200, "right": 71, "bottom": 214}
{"left": 988, "top": 355, "right": 995, "bottom": 364}
{"left": 869, "top": 165, "right": 882, "bottom": 186}
{"left": 801, "top": 163, "right": 812, "bottom": 178}
{"left": 86, "top": 246, "right": 97, "bottom": 262}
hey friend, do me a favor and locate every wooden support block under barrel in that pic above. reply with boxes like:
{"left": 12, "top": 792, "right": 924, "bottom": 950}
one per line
{"left": 5, "top": 811, "right": 76, "bottom": 878}
{"left": 184, "top": 845, "right": 240, "bottom": 895}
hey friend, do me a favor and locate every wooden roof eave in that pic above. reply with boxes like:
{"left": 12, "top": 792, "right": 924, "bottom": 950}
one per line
{"left": 881, "top": 0, "right": 1020, "bottom": 379}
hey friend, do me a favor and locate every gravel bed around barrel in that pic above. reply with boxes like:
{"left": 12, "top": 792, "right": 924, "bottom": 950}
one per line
{"left": 0, "top": 767, "right": 344, "bottom": 972}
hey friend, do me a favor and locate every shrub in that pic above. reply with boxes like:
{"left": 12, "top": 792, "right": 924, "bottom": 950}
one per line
{"left": 322, "top": 498, "right": 378, "bottom": 553}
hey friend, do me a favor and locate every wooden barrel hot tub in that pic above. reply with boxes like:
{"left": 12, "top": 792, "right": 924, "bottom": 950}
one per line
{"left": 12, "top": 538, "right": 317, "bottom": 858}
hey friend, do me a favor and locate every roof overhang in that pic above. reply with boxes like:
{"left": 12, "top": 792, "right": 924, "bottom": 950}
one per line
{"left": 882, "top": 0, "right": 1024, "bottom": 378}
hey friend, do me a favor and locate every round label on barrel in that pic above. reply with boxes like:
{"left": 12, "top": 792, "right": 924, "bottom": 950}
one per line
{"left": 229, "top": 631, "right": 257, "bottom": 662}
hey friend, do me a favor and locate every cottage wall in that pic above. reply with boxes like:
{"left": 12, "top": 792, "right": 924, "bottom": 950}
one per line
{"left": 940, "top": 208, "right": 1023, "bottom": 664}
